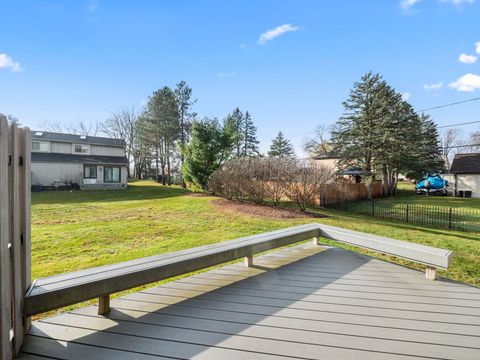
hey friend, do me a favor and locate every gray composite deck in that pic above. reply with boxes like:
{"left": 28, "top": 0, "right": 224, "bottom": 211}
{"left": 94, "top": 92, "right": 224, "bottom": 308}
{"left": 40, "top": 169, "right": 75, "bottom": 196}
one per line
{"left": 17, "top": 244, "right": 480, "bottom": 360}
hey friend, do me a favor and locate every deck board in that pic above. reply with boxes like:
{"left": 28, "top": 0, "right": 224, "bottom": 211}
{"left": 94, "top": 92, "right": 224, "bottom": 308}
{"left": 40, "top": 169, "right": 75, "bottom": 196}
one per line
{"left": 18, "top": 244, "right": 480, "bottom": 360}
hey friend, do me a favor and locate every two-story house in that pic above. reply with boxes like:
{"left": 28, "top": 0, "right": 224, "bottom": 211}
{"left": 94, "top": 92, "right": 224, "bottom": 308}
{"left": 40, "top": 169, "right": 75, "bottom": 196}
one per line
{"left": 31, "top": 131, "right": 129, "bottom": 189}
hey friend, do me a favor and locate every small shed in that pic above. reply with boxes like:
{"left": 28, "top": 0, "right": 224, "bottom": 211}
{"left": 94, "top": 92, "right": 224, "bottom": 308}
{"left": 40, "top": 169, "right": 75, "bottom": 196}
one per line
{"left": 445, "top": 153, "right": 480, "bottom": 197}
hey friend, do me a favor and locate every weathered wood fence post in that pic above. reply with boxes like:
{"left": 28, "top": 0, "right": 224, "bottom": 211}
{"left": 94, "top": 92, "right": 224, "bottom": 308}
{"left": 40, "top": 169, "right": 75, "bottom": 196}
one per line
{"left": 0, "top": 115, "right": 32, "bottom": 359}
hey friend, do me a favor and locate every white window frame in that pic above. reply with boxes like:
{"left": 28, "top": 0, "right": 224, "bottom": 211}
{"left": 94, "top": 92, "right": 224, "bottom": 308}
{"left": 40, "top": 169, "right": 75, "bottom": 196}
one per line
{"left": 31, "top": 141, "right": 50, "bottom": 152}
{"left": 72, "top": 143, "right": 91, "bottom": 155}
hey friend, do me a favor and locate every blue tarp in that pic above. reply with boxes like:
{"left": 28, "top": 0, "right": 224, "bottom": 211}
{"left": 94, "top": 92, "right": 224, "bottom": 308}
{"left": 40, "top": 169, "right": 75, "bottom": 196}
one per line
{"left": 416, "top": 174, "right": 448, "bottom": 190}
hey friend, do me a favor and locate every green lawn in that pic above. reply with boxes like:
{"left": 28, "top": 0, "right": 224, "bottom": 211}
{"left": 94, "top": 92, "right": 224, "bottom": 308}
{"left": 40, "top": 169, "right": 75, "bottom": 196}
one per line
{"left": 32, "top": 180, "right": 480, "bottom": 291}
{"left": 388, "top": 181, "right": 480, "bottom": 209}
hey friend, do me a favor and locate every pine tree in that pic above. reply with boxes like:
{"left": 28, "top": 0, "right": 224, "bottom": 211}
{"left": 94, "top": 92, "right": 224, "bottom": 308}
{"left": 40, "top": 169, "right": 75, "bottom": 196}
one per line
{"left": 224, "top": 107, "right": 243, "bottom": 157}
{"left": 331, "top": 71, "right": 443, "bottom": 195}
{"left": 268, "top": 131, "right": 296, "bottom": 158}
{"left": 175, "top": 81, "right": 196, "bottom": 187}
{"left": 241, "top": 111, "right": 259, "bottom": 156}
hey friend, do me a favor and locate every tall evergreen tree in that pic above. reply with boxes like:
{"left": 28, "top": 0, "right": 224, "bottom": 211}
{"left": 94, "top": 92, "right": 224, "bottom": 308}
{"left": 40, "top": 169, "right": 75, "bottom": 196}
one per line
{"left": 268, "top": 131, "right": 296, "bottom": 158}
{"left": 175, "top": 81, "right": 197, "bottom": 187}
{"left": 331, "top": 72, "right": 443, "bottom": 195}
{"left": 241, "top": 111, "right": 259, "bottom": 156}
{"left": 142, "top": 86, "right": 180, "bottom": 185}
{"left": 224, "top": 107, "right": 244, "bottom": 157}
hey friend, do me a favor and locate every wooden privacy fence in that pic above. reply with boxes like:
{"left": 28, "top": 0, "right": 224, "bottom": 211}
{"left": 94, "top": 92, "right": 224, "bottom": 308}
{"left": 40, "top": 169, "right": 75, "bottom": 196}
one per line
{"left": 319, "top": 181, "right": 383, "bottom": 207}
{"left": 0, "top": 115, "right": 31, "bottom": 360}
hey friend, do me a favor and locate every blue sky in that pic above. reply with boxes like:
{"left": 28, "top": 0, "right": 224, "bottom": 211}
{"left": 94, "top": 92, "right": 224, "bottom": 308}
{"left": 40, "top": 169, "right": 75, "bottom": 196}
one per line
{"left": 1, "top": 0, "right": 479, "bottom": 155}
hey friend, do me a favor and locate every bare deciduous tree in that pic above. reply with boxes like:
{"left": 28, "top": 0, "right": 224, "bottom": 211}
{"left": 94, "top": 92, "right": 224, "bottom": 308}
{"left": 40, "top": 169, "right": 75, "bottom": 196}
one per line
{"left": 101, "top": 107, "right": 139, "bottom": 177}
{"left": 303, "top": 125, "right": 332, "bottom": 156}
{"left": 41, "top": 120, "right": 99, "bottom": 136}
{"left": 440, "top": 129, "right": 460, "bottom": 170}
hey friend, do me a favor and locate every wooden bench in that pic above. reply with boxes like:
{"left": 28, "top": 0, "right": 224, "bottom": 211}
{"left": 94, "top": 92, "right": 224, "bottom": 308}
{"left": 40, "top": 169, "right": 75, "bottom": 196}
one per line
{"left": 23, "top": 223, "right": 320, "bottom": 317}
{"left": 317, "top": 224, "right": 453, "bottom": 280}
{"left": 23, "top": 223, "right": 453, "bottom": 318}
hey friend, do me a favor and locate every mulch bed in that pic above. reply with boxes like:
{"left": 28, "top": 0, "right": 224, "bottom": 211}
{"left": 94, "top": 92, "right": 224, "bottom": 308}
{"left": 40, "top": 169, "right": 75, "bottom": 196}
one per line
{"left": 211, "top": 198, "right": 327, "bottom": 220}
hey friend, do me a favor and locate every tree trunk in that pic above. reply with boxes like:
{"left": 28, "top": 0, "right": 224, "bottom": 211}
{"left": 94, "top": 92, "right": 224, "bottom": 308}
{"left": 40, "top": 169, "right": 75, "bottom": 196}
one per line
{"left": 160, "top": 142, "right": 166, "bottom": 185}
{"left": 166, "top": 144, "right": 171, "bottom": 186}
{"left": 365, "top": 181, "right": 372, "bottom": 200}
{"left": 155, "top": 147, "right": 159, "bottom": 183}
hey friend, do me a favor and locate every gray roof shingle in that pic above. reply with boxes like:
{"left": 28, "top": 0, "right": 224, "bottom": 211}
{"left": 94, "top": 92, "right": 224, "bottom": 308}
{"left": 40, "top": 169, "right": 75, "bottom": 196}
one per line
{"left": 32, "top": 153, "right": 129, "bottom": 165}
{"left": 450, "top": 153, "right": 480, "bottom": 174}
{"left": 32, "top": 131, "right": 125, "bottom": 147}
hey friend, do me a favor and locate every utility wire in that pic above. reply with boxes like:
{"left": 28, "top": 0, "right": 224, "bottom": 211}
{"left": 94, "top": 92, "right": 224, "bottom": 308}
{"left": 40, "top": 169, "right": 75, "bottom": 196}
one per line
{"left": 418, "top": 97, "right": 480, "bottom": 112}
{"left": 289, "top": 97, "right": 480, "bottom": 139}
{"left": 438, "top": 120, "right": 480, "bottom": 129}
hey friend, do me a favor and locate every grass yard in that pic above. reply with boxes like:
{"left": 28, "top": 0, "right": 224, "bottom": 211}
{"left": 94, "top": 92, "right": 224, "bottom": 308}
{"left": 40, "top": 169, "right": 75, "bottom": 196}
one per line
{"left": 32, "top": 180, "right": 480, "bottom": 293}
{"left": 387, "top": 181, "right": 480, "bottom": 209}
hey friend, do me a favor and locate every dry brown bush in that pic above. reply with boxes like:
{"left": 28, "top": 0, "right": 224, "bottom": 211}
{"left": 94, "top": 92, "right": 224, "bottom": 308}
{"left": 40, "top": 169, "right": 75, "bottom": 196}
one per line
{"left": 209, "top": 158, "right": 334, "bottom": 210}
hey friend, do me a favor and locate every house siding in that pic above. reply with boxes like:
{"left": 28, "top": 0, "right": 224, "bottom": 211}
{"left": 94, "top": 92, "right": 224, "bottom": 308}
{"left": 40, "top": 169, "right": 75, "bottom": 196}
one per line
{"left": 444, "top": 173, "right": 480, "bottom": 198}
{"left": 91, "top": 145, "right": 124, "bottom": 157}
{"left": 32, "top": 162, "right": 83, "bottom": 186}
{"left": 50, "top": 141, "right": 72, "bottom": 154}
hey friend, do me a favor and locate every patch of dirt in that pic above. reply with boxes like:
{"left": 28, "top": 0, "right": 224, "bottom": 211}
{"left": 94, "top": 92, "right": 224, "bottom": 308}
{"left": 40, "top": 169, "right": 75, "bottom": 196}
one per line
{"left": 211, "top": 198, "right": 327, "bottom": 219}
{"left": 187, "top": 192, "right": 211, "bottom": 197}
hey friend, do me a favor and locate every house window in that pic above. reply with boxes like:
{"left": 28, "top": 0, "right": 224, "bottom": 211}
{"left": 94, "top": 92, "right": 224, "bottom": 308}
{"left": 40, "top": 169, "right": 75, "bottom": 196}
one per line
{"left": 84, "top": 165, "right": 97, "bottom": 179}
{"left": 104, "top": 166, "right": 121, "bottom": 183}
{"left": 73, "top": 144, "right": 90, "bottom": 154}
{"left": 32, "top": 141, "right": 50, "bottom": 152}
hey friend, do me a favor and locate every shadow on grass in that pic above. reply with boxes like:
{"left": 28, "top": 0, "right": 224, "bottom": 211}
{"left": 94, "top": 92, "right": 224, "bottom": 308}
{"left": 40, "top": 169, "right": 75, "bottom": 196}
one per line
{"left": 32, "top": 184, "right": 192, "bottom": 205}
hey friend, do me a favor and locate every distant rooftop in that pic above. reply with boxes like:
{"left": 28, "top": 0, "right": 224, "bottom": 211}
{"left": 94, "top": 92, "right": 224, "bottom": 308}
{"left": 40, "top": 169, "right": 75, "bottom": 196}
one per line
{"left": 450, "top": 153, "right": 480, "bottom": 174}
{"left": 31, "top": 130, "right": 125, "bottom": 147}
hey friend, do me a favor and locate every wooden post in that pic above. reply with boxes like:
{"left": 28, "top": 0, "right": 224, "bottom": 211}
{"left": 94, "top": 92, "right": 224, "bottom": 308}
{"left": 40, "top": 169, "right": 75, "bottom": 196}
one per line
{"left": 19, "top": 128, "right": 32, "bottom": 337}
{"left": 425, "top": 266, "right": 436, "bottom": 280}
{"left": 312, "top": 237, "right": 320, "bottom": 245}
{"left": 244, "top": 255, "right": 253, "bottom": 267}
{"left": 98, "top": 295, "right": 110, "bottom": 315}
{"left": 9, "top": 125, "right": 24, "bottom": 355}
{"left": 0, "top": 115, "right": 13, "bottom": 360}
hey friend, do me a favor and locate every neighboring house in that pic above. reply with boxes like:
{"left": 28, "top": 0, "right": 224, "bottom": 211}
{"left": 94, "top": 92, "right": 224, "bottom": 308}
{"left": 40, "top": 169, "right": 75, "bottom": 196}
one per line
{"left": 309, "top": 154, "right": 340, "bottom": 172}
{"left": 444, "top": 153, "right": 480, "bottom": 198}
{"left": 31, "top": 131, "right": 129, "bottom": 190}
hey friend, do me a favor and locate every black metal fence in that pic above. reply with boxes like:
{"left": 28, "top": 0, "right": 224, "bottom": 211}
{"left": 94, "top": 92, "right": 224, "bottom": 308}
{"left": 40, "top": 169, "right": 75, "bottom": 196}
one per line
{"left": 328, "top": 201, "right": 480, "bottom": 232}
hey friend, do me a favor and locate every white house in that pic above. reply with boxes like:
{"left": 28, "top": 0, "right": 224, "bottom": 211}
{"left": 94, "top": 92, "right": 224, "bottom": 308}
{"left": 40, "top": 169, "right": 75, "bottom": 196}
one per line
{"left": 444, "top": 153, "right": 480, "bottom": 198}
{"left": 31, "top": 131, "right": 129, "bottom": 190}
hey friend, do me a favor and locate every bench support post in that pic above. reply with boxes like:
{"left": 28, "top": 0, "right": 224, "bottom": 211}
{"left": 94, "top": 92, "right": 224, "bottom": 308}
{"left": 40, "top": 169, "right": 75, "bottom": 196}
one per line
{"left": 312, "top": 237, "right": 320, "bottom": 245}
{"left": 244, "top": 255, "right": 253, "bottom": 267}
{"left": 425, "top": 266, "right": 436, "bottom": 281}
{"left": 98, "top": 295, "right": 110, "bottom": 315}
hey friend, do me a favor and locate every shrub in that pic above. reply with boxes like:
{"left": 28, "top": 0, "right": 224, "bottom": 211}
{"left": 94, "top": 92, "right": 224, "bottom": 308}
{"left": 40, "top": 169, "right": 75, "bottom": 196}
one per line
{"left": 209, "top": 158, "right": 334, "bottom": 211}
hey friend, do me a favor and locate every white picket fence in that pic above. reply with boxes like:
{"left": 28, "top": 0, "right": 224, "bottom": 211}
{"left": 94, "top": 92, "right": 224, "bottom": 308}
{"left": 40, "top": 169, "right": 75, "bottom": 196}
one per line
{"left": 0, "top": 114, "right": 31, "bottom": 359}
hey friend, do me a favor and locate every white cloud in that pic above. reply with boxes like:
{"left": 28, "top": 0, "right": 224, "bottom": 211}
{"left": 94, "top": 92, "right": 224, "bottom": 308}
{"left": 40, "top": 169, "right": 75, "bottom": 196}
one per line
{"left": 0, "top": 53, "right": 23, "bottom": 72}
{"left": 258, "top": 24, "right": 300, "bottom": 45}
{"left": 458, "top": 53, "right": 478, "bottom": 64}
{"left": 424, "top": 82, "right": 443, "bottom": 90}
{"left": 476, "top": 41, "right": 480, "bottom": 55}
{"left": 400, "top": 0, "right": 422, "bottom": 9}
{"left": 217, "top": 72, "right": 237, "bottom": 77}
{"left": 440, "top": 0, "right": 474, "bottom": 5}
{"left": 402, "top": 92, "right": 412, "bottom": 100}
{"left": 449, "top": 73, "right": 480, "bottom": 92}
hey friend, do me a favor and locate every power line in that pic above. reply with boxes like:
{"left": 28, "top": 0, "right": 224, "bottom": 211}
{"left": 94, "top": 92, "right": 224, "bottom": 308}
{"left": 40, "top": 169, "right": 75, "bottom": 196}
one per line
{"left": 288, "top": 97, "right": 480, "bottom": 139}
{"left": 419, "top": 97, "right": 480, "bottom": 112}
{"left": 438, "top": 120, "right": 480, "bottom": 129}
